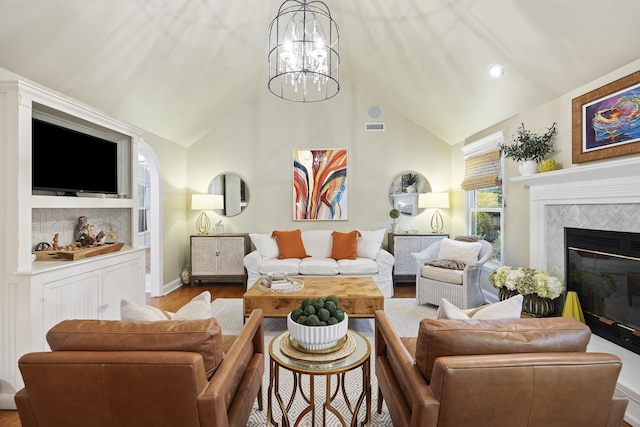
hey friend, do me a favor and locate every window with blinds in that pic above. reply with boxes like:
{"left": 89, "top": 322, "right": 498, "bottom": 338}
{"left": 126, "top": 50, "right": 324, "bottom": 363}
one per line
{"left": 461, "top": 150, "right": 501, "bottom": 191}
{"left": 461, "top": 132, "right": 504, "bottom": 265}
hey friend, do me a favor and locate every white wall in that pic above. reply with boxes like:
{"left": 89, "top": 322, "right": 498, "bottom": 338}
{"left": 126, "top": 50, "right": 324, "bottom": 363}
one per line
{"left": 449, "top": 140, "right": 468, "bottom": 238}
{"left": 186, "top": 79, "right": 453, "bottom": 247}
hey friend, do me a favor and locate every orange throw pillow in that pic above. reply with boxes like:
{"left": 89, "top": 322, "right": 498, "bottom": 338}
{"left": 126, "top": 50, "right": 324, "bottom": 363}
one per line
{"left": 271, "top": 230, "right": 308, "bottom": 259}
{"left": 331, "top": 230, "right": 361, "bottom": 260}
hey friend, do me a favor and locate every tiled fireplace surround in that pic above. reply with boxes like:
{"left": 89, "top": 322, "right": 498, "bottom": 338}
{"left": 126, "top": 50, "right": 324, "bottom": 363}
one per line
{"left": 513, "top": 156, "right": 640, "bottom": 425}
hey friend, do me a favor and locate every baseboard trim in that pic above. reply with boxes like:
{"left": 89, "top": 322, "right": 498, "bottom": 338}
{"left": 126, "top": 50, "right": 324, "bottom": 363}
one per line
{"left": 163, "top": 277, "right": 182, "bottom": 296}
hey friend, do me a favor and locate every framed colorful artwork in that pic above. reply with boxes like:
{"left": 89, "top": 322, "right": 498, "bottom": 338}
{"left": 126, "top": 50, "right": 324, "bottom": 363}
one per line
{"left": 293, "top": 149, "right": 348, "bottom": 220}
{"left": 572, "top": 70, "right": 640, "bottom": 163}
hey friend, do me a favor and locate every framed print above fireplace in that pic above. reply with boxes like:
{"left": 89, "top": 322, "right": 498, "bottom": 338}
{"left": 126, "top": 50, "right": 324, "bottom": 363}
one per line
{"left": 572, "top": 69, "right": 640, "bottom": 163}
{"left": 293, "top": 149, "right": 348, "bottom": 221}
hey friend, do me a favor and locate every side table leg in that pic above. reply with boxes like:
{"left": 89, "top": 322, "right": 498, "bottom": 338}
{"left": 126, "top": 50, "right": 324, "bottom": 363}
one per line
{"left": 362, "top": 358, "right": 372, "bottom": 427}
{"left": 292, "top": 372, "right": 315, "bottom": 426}
{"left": 324, "top": 374, "right": 347, "bottom": 426}
{"left": 267, "top": 358, "right": 276, "bottom": 426}
{"left": 268, "top": 359, "right": 292, "bottom": 427}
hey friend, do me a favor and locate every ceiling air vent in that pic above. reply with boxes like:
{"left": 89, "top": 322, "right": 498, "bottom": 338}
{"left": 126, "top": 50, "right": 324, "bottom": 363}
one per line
{"left": 365, "top": 123, "right": 385, "bottom": 131}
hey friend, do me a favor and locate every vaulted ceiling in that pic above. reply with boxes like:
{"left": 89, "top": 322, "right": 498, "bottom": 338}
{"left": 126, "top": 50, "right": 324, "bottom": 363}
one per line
{"left": 1, "top": 0, "right": 639, "bottom": 147}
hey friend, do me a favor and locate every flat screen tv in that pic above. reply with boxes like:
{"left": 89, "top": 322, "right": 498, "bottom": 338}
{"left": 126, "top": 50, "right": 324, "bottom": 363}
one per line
{"left": 32, "top": 118, "right": 118, "bottom": 195}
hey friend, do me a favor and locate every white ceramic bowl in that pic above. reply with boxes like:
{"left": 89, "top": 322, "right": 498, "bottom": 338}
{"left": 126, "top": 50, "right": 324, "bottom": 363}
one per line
{"left": 287, "top": 312, "right": 348, "bottom": 351}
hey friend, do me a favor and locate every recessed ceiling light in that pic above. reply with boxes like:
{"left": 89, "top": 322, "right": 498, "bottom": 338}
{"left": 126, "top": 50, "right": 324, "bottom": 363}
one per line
{"left": 488, "top": 63, "right": 506, "bottom": 78}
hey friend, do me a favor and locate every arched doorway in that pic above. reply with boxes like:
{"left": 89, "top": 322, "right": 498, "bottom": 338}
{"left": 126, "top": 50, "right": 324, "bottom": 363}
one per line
{"left": 138, "top": 140, "right": 163, "bottom": 297}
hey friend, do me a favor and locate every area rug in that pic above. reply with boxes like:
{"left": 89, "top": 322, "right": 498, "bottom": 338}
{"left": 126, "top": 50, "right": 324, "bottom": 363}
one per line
{"left": 210, "top": 298, "right": 437, "bottom": 426}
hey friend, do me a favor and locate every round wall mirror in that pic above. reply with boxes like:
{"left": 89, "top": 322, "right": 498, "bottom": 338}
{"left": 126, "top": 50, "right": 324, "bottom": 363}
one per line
{"left": 389, "top": 171, "right": 431, "bottom": 216}
{"left": 207, "top": 173, "right": 249, "bottom": 217}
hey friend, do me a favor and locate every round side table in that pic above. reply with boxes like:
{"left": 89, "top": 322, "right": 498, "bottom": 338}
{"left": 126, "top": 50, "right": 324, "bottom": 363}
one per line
{"left": 267, "top": 329, "right": 371, "bottom": 427}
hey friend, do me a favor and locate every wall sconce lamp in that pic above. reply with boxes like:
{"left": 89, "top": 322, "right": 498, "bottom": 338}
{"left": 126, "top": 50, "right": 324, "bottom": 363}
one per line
{"left": 419, "top": 192, "right": 450, "bottom": 234}
{"left": 191, "top": 194, "right": 224, "bottom": 235}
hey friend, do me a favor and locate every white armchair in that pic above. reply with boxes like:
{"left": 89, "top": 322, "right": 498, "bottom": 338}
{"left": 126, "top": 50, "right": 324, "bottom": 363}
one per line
{"left": 412, "top": 238, "right": 493, "bottom": 309}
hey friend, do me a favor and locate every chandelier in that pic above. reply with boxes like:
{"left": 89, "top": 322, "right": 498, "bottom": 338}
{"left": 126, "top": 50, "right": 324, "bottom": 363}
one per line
{"left": 268, "top": 0, "right": 340, "bottom": 102}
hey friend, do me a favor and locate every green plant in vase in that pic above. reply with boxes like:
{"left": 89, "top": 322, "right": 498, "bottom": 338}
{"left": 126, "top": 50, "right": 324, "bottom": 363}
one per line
{"left": 497, "top": 123, "right": 557, "bottom": 175}
{"left": 401, "top": 173, "right": 418, "bottom": 192}
{"left": 389, "top": 208, "right": 400, "bottom": 233}
{"left": 287, "top": 295, "right": 348, "bottom": 351}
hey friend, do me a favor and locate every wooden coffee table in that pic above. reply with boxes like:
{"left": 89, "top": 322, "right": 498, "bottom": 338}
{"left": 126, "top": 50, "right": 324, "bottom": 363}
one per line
{"left": 243, "top": 276, "right": 384, "bottom": 319}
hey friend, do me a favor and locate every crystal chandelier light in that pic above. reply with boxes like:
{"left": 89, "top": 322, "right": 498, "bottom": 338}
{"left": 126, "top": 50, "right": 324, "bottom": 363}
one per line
{"left": 268, "top": 0, "right": 340, "bottom": 102}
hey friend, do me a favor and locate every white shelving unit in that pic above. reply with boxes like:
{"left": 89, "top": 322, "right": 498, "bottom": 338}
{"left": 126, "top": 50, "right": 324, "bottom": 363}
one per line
{"left": 30, "top": 195, "right": 136, "bottom": 209}
{"left": 0, "top": 80, "right": 146, "bottom": 409}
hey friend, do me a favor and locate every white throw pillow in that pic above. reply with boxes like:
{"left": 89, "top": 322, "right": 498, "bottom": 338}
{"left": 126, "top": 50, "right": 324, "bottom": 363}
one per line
{"left": 436, "top": 238, "right": 482, "bottom": 265}
{"left": 356, "top": 229, "right": 385, "bottom": 259}
{"left": 436, "top": 295, "right": 523, "bottom": 320}
{"left": 121, "top": 298, "right": 171, "bottom": 321}
{"left": 435, "top": 298, "right": 470, "bottom": 320}
{"left": 249, "top": 233, "right": 280, "bottom": 260}
{"left": 301, "top": 230, "right": 332, "bottom": 258}
{"left": 120, "top": 291, "right": 212, "bottom": 321}
{"left": 172, "top": 291, "right": 212, "bottom": 320}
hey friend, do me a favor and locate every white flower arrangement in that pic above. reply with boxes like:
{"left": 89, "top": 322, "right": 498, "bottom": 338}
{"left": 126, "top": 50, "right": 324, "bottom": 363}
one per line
{"left": 489, "top": 266, "right": 565, "bottom": 300}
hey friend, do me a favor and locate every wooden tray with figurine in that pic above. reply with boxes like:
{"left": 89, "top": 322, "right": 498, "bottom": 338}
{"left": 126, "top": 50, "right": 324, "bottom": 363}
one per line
{"left": 34, "top": 242, "right": 124, "bottom": 261}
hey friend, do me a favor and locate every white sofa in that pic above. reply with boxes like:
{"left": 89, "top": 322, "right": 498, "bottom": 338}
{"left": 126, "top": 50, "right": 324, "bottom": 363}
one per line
{"left": 243, "top": 229, "right": 395, "bottom": 298}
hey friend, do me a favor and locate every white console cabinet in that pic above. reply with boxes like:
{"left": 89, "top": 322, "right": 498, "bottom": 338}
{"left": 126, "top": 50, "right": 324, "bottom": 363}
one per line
{"left": 0, "top": 81, "right": 145, "bottom": 409}
{"left": 190, "top": 235, "right": 250, "bottom": 286}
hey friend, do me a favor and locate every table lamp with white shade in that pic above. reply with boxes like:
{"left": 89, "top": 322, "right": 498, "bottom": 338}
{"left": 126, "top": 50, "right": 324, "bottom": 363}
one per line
{"left": 419, "top": 192, "right": 450, "bottom": 234}
{"left": 191, "top": 194, "right": 224, "bottom": 235}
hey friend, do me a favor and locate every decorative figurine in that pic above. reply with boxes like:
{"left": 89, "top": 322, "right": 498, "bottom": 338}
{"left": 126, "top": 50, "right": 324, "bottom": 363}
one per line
{"left": 74, "top": 216, "right": 89, "bottom": 242}
{"left": 107, "top": 227, "right": 117, "bottom": 242}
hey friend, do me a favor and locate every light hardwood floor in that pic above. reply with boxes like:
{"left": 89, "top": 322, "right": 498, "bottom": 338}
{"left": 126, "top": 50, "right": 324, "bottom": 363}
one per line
{"left": 0, "top": 283, "right": 633, "bottom": 427}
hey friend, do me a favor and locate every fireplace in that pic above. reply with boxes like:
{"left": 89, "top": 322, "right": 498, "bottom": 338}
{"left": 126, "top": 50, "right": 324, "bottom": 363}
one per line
{"left": 565, "top": 227, "right": 640, "bottom": 355}
{"left": 513, "top": 157, "right": 640, "bottom": 419}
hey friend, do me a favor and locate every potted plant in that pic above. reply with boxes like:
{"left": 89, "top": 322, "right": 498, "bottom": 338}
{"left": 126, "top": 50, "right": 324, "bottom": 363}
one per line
{"left": 389, "top": 208, "right": 400, "bottom": 233}
{"left": 488, "top": 266, "right": 565, "bottom": 316}
{"left": 497, "top": 123, "right": 557, "bottom": 175}
{"left": 287, "top": 295, "right": 348, "bottom": 351}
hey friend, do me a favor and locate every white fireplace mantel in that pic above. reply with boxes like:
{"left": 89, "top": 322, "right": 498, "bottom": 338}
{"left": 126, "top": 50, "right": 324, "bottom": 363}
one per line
{"left": 511, "top": 155, "right": 640, "bottom": 425}
{"left": 511, "top": 156, "right": 640, "bottom": 271}
{"left": 512, "top": 156, "right": 640, "bottom": 187}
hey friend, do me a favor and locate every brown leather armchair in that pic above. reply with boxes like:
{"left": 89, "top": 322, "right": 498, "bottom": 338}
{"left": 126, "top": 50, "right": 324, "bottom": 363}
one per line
{"left": 15, "top": 309, "right": 265, "bottom": 427}
{"left": 375, "top": 311, "right": 628, "bottom": 427}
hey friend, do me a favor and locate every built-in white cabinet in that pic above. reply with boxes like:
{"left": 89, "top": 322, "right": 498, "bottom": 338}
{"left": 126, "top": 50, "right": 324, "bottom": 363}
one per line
{"left": 35, "top": 251, "right": 145, "bottom": 351}
{"left": 388, "top": 233, "right": 449, "bottom": 285}
{"left": 190, "top": 235, "right": 250, "bottom": 286}
{"left": 0, "top": 80, "right": 145, "bottom": 409}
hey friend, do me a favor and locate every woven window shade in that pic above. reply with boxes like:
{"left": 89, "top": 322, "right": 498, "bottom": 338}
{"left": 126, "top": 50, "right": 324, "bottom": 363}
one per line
{"left": 461, "top": 150, "right": 502, "bottom": 191}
